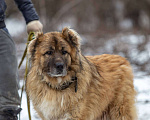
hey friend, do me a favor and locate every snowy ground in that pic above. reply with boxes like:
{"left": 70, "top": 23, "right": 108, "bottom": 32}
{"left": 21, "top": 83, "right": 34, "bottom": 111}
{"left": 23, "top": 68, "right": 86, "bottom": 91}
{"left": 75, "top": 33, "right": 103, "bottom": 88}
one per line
{"left": 134, "top": 76, "right": 150, "bottom": 120}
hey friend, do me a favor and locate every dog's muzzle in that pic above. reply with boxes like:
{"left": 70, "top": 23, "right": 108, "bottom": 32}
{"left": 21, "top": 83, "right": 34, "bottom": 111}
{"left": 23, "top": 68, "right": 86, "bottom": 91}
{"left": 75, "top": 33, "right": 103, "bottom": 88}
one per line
{"left": 55, "top": 62, "right": 64, "bottom": 74}
{"left": 47, "top": 62, "right": 67, "bottom": 77}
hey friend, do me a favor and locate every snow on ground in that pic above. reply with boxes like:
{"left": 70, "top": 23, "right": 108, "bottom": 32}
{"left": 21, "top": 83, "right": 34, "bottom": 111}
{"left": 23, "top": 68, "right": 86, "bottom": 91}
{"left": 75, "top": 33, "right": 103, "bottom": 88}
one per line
{"left": 19, "top": 81, "right": 41, "bottom": 120}
{"left": 134, "top": 76, "right": 150, "bottom": 120}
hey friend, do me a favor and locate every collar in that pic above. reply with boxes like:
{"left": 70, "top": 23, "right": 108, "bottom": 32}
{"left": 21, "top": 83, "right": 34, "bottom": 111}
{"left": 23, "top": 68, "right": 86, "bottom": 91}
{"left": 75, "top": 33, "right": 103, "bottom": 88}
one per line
{"left": 45, "top": 76, "right": 78, "bottom": 92}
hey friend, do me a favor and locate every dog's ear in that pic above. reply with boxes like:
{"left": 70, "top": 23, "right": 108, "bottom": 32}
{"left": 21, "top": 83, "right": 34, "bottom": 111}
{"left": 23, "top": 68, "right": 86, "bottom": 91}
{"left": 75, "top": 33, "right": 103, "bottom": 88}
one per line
{"left": 62, "top": 27, "right": 81, "bottom": 49}
{"left": 27, "top": 32, "right": 44, "bottom": 61}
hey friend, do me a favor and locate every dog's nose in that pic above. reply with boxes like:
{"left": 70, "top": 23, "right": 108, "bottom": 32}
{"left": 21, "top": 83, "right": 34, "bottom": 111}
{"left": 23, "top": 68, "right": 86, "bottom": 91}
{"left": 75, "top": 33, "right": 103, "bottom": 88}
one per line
{"left": 55, "top": 63, "right": 64, "bottom": 72}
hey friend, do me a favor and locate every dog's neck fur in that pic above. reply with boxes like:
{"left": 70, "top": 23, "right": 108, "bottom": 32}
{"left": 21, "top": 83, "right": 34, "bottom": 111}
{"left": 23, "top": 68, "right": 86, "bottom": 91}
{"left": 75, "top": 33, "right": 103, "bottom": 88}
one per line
{"left": 44, "top": 76, "right": 78, "bottom": 92}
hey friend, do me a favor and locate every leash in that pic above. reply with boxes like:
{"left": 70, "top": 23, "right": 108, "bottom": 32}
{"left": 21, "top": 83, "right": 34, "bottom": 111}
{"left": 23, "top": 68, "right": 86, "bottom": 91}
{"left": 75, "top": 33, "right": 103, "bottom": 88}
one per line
{"left": 18, "top": 32, "right": 35, "bottom": 120}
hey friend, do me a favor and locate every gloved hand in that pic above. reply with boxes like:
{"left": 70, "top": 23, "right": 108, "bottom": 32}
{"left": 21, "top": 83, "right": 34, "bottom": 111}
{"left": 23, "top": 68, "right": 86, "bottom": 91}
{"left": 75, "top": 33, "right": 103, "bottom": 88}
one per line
{"left": 27, "top": 20, "right": 43, "bottom": 34}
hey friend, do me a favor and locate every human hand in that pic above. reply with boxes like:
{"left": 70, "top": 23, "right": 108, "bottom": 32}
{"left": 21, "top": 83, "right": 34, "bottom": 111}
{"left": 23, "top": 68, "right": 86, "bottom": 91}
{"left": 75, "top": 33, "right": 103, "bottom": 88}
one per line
{"left": 27, "top": 20, "right": 43, "bottom": 34}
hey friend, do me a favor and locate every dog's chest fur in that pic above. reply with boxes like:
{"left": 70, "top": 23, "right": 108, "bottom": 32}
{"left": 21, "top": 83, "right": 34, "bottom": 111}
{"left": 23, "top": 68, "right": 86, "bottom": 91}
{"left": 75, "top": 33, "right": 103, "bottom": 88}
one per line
{"left": 37, "top": 94, "right": 71, "bottom": 120}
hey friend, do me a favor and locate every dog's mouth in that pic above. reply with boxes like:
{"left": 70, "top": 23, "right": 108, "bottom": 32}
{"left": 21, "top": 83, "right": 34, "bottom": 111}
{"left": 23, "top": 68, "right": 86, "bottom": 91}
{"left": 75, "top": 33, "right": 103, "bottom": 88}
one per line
{"left": 47, "top": 69, "right": 67, "bottom": 77}
{"left": 47, "top": 72, "right": 67, "bottom": 77}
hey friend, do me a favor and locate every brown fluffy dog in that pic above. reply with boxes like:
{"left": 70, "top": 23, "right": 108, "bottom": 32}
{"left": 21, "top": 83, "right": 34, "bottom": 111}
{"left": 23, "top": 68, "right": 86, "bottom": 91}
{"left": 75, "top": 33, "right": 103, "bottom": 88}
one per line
{"left": 26, "top": 27, "right": 137, "bottom": 120}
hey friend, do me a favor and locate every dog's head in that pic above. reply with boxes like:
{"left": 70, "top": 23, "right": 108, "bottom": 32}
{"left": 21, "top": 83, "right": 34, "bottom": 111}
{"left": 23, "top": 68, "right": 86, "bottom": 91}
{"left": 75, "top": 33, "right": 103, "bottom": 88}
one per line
{"left": 28, "top": 27, "right": 81, "bottom": 78}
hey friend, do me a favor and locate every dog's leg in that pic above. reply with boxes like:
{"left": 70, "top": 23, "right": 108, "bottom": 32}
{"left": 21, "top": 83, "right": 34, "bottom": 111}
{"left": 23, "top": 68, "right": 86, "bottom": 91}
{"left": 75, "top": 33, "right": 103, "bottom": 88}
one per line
{"left": 108, "top": 78, "right": 137, "bottom": 120}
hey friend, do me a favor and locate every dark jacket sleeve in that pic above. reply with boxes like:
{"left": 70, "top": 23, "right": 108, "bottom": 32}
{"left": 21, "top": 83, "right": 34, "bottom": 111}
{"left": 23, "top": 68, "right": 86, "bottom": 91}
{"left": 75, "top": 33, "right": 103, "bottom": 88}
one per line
{"left": 0, "top": 0, "right": 7, "bottom": 21}
{"left": 14, "top": 0, "right": 39, "bottom": 24}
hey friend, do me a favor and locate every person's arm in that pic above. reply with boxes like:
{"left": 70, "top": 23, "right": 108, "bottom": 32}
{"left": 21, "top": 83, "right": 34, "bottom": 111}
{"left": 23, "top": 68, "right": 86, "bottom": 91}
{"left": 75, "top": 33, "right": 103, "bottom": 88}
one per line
{"left": 14, "top": 0, "right": 43, "bottom": 33}
{"left": 14, "top": 0, "right": 38, "bottom": 24}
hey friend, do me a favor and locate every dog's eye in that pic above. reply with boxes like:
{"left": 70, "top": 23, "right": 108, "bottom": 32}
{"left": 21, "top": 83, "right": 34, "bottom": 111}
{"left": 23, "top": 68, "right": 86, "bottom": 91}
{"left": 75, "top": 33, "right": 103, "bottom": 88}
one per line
{"left": 44, "top": 51, "right": 53, "bottom": 55}
{"left": 62, "top": 51, "right": 68, "bottom": 55}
